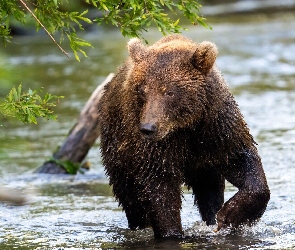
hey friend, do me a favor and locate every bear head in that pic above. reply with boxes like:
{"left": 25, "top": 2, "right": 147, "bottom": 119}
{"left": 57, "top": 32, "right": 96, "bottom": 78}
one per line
{"left": 126, "top": 35, "right": 218, "bottom": 140}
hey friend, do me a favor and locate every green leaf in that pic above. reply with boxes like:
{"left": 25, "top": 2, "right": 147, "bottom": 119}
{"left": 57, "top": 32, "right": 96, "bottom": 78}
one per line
{"left": 173, "top": 18, "right": 180, "bottom": 26}
{"left": 12, "top": 87, "right": 18, "bottom": 101}
{"left": 48, "top": 157, "right": 81, "bottom": 174}
{"left": 78, "top": 48, "right": 88, "bottom": 58}
{"left": 74, "top": 41, "right": 92, "bottom": 47}
{"left": 17, "top": 84, "right": 22, "bottom": 99}
{"left": 73, "top": 50, "right": 80, "bottom": 62}
{"left": 101, "top": 3, "right": 109, "bottom": 11}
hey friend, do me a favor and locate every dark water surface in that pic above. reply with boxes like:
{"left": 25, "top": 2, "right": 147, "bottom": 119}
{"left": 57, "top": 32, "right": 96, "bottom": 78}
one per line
{"left": 0, "top": 8, "right": 294, "bottom": 250}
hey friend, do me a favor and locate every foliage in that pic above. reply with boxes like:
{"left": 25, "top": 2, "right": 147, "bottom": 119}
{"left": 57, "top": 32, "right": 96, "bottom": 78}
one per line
{"left": 0, "top": 84, "right": 63, "bottom": 124}
{"left": 48, "top": 157, "right": 83, "bottom": 174}
{"left": 0, "top": 0, "right": 209, "bottom": 60}
{"left": 92, "top": 0, "right": 210, "bottom": 42}
{"left": 1, "top": 0, "right": 93, "bottom": 61}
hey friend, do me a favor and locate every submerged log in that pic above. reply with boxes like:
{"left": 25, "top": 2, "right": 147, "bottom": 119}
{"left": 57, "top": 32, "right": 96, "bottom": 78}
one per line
{"left": 35, "top": 73, "right": 114, "bottom": 174}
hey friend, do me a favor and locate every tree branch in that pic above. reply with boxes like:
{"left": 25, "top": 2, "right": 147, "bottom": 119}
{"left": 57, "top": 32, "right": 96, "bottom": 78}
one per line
{"left": 19, "top": 0, "right": 70, "bottom": 59}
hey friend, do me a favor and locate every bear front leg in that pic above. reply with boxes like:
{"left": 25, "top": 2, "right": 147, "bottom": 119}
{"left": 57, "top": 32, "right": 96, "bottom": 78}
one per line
{"left": 123, "top": 200, "right": 150, "bottom": 230}
{"left": 111, "top": 174, "right": 150, "bottom": 230}
{"left": 187, "top": 166, "right": 225, "bottom": 226}
{"left": 216, "top": 147, "right": 270, "bottom": 230}
{"left": 146, "top": 179, "right": 183, "bottom": 239}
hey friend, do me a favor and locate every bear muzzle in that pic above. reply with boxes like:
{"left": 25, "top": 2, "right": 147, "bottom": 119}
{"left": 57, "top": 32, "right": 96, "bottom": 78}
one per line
{"left": 139, "top": 122, "right": 157, "bottom": 136}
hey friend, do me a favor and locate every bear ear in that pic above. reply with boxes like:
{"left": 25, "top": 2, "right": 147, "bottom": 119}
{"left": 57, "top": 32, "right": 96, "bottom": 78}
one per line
{"left": 191, "top": 41, "right": 218, "bottom": 75}
{"left": 127, "top": 38, "right": 147, "bottom": 63}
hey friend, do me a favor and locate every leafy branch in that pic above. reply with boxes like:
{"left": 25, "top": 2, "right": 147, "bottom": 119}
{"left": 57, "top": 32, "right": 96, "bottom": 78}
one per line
{"left": 93, "top": 0, "right": 210, "bottom": 40}
{"left": 0, "top": 84, "right": 64, "bottom": 124}
{"left": 1, "top": 0, "right": 92, "bottom": 61}
{"left": 0, "top": 0, "right": 209, "bottom": 60}
{"left": 19, "top": 0, "right": 70, "bottom": 58}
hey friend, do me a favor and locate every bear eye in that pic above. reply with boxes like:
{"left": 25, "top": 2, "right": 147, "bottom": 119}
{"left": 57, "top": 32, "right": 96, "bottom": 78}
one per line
{"left": 165, "top": 90, "right": 174, "bottom": 97}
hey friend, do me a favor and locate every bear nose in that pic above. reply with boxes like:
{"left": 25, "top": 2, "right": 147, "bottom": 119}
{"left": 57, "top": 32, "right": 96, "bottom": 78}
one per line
{"left": 140, "top": 123, "right": 157, "bottom": 136}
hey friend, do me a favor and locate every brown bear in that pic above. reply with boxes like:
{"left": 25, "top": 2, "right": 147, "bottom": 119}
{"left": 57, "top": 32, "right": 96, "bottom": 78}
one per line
{"left": 98, "top": 35, "right": 270, "bottom": 239}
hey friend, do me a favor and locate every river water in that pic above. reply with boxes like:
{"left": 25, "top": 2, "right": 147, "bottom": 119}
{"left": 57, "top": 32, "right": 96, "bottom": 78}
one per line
{"left": 0, "top": 6, "right": 295, "bottom": 250}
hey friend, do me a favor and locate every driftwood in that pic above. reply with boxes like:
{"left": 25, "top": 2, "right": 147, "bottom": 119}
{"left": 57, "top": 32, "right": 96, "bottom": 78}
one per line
{"left": 35, "top": 73, "right": 114, "bottom": 174}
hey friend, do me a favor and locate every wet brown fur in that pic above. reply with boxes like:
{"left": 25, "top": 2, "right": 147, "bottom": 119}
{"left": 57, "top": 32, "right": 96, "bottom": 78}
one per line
{"left": 98, "top": 35, "right": 270, "bottom": 239}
